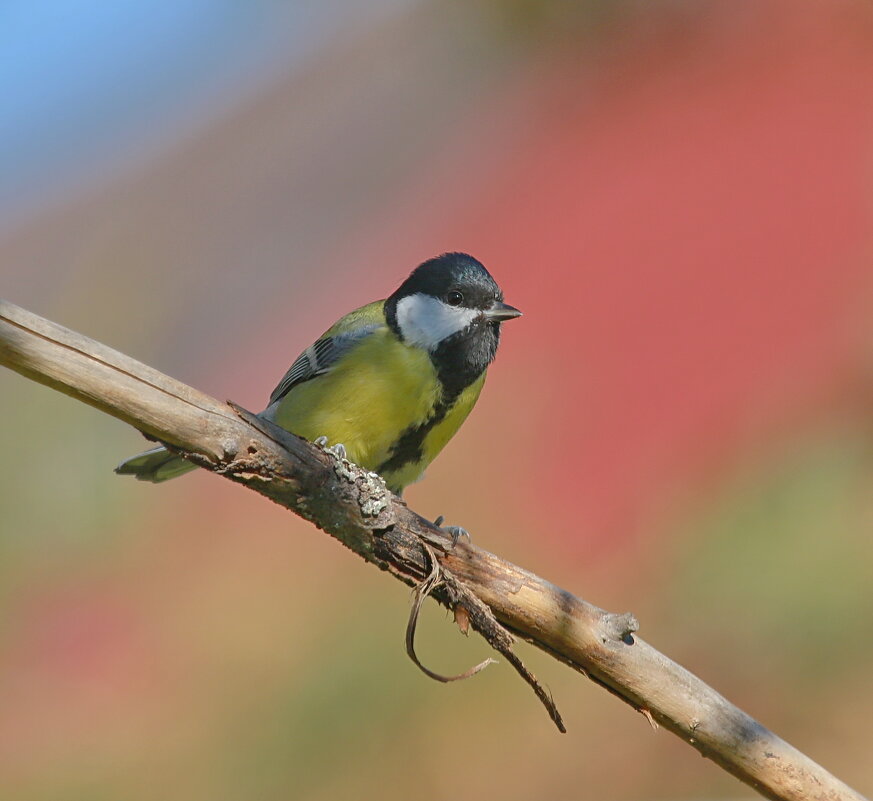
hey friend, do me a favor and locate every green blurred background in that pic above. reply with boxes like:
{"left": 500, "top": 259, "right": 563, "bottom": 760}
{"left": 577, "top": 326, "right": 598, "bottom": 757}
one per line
{"left": 2, "top": 1, "right": 873, "bottom": 799}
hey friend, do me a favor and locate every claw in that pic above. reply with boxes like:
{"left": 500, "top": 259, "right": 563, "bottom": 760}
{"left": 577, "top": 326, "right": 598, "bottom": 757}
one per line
{"left": 433, "top": 515, "right": 471, "bottom": 548}
{"left": 330, "top": 443, "right": 347, "bottom": 460}
{"left": 314, "top": 436, "right": 347, "bottom": 461}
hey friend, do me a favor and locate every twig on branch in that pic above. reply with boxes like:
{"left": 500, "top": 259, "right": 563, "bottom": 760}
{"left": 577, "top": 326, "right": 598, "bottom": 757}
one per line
{"left": 404, "top": 542, "right": 497, "bottom": 684}
{"left": 0, "top": 299, "right": 866, "bottom": 801}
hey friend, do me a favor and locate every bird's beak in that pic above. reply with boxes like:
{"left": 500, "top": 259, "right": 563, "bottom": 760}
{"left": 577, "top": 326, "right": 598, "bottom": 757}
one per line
{"left": 484, "top": 301, "right": 523, "bottom": 322}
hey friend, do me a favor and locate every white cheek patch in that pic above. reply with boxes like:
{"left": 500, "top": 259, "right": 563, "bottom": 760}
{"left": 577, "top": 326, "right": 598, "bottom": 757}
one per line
{"left": 395, "top": 293, "right": 479, "bottom": 350}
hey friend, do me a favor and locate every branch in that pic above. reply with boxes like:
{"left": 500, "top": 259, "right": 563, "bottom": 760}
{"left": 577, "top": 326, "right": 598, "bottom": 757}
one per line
{"left": 0, "top": 299, "right": 864, "bottom": 801}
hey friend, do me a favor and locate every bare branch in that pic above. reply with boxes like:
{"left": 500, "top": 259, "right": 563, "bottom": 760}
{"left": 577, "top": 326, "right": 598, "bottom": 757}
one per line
{"left": 0, "top": 299, "right": 865, "bottom": 801}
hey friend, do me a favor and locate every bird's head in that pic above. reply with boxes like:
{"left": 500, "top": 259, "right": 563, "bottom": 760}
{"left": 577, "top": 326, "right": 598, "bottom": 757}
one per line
{"left": 385, "top": 252, "right": 521, "bottom": 351}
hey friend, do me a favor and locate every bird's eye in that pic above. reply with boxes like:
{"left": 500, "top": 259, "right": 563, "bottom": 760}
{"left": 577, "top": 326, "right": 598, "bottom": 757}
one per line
{"left": 446, "top": 290, "right": 464, "bottom": 306}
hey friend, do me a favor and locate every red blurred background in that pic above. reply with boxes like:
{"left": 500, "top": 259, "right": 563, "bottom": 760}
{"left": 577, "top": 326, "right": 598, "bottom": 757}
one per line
{"left": 2, "top": 2, "right": 872, "bottom": 799}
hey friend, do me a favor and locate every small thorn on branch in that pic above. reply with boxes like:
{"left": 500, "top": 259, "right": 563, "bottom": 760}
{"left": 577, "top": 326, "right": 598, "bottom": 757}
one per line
{"left": 641, "top": 708, "right": 660, "bottom": 731}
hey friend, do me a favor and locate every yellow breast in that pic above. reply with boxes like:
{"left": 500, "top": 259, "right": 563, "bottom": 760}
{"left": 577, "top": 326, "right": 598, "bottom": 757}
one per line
{"left": 269, "top": 328, "right": 485, "bottom": 492}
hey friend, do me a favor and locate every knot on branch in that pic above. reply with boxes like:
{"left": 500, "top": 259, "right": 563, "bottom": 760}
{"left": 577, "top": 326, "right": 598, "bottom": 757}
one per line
{"left": 601, "top": 612, "right": 639, "bottom": 645}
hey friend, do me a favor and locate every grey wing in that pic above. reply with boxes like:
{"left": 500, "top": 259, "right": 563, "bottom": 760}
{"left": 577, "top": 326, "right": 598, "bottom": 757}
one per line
{"left": 267, "top": 325, "right": 378, "bottom": 406}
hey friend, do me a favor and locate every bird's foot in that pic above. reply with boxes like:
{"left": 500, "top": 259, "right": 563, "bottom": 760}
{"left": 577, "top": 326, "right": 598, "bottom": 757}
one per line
{"left": 314, "top": 436, "right": 347, "bottom": 460}
{"left": 433, "top": 515, "right": 471, "bottom": 549}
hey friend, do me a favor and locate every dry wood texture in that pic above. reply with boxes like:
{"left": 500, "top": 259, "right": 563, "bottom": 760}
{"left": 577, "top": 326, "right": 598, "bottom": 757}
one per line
{"left": 0, "top": 298, "right": 865, "bottom": 801}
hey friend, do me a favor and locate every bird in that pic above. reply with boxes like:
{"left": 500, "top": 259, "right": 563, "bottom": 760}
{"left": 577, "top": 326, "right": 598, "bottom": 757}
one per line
{"left": 116, "top": 252, "right": 522, "bottom": 496}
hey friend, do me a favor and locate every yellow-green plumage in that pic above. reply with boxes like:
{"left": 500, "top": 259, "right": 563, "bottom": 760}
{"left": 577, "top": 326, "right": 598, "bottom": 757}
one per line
{"left": 269, "top": 300, "right": 485, "bottom": 493}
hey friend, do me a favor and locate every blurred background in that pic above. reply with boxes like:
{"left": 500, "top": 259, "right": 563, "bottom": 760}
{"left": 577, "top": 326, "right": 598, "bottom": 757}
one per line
{"left": 2, "top": 1, "right": 873, "bottom": 798}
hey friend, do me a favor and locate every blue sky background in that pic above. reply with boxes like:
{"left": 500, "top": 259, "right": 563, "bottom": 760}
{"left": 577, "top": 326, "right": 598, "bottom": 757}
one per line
{"left": 0, "top": 0, "right": 416, "bottom": 231}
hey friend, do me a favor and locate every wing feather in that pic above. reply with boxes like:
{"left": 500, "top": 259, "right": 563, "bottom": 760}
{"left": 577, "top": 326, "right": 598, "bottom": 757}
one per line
{"left": 267, "top": 324, "right": 379, "bottom": 406}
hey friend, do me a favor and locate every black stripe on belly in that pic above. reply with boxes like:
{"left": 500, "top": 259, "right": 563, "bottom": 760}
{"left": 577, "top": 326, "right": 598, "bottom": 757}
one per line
{"left": 377, "top": 322, "right": 498, "bottom": 479}
{"left": 375, "top": 400, "right": 452, "bottom": 477}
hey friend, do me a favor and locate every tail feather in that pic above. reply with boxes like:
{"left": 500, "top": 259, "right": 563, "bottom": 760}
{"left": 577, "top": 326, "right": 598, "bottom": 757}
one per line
{"left": 115, "top": 445, "right": 197, "bottom": 483}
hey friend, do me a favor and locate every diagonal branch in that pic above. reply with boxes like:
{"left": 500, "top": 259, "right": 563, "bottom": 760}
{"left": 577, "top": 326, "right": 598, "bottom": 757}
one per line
{"left": 0, "top": 298, "right": 865, "bottom": 801}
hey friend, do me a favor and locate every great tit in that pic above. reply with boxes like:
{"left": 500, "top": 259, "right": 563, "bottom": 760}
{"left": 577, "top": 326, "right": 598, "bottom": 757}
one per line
{"left": 116, "top": 252, "right": 521, "bottom": 494}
